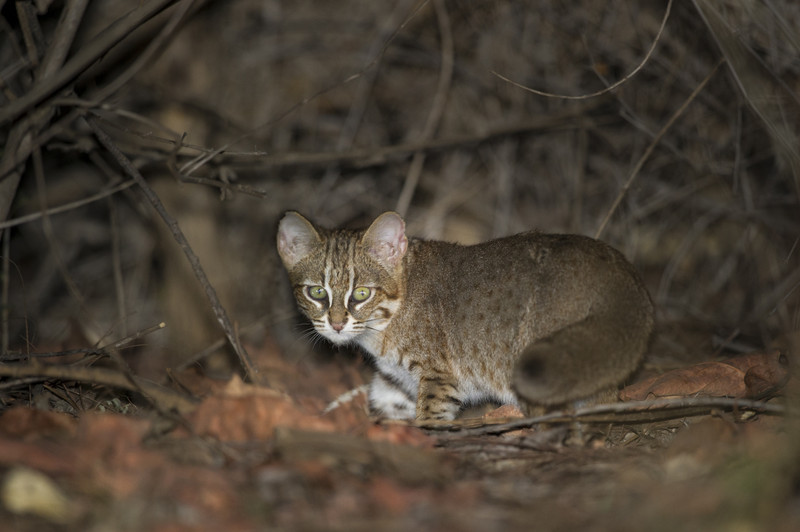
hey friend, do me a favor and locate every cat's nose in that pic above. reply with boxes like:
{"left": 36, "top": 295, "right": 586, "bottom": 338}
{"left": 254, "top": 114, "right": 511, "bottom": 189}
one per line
{"left": 331, "top": 321, "right": 346, "bottom": 332}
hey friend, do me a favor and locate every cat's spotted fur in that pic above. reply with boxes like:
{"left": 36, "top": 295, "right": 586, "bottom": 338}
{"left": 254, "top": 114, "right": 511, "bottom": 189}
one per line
{"left": 277, "top": 211, "right": 654, "bottom": 421}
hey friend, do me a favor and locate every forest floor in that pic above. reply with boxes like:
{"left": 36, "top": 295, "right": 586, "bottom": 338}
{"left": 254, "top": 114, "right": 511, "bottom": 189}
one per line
{"left": 0, "top": 340, "right": 796, "bottom": 532}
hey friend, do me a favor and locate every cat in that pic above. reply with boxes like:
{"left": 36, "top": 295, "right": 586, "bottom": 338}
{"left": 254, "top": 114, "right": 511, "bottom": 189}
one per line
{"left": 277, "top": 211, "right": 654, "bottom": 421}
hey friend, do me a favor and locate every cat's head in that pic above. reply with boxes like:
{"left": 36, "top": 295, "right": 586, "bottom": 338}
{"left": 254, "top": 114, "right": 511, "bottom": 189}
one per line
{"left": 277, "top": 211, "right": 408, "bottom": 345}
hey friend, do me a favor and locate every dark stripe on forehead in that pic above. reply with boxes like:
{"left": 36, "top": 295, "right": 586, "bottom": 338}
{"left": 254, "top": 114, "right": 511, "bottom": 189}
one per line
{"left": 328, "top": 232, "right": 354, "bottom": 286}
{"left": 348, "top": 234, "right": 357, "bottom": 272}
{"left": 325, "top": 233, "right": 336, "bottom": 259}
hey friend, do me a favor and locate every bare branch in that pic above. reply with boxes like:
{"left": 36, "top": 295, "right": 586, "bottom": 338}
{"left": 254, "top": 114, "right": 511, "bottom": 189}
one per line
{"left": 0, "top": 0, "right": 181, "bottom": 126}
{"left": 594, "top": 59, "right": 723, "bottom": 239}
{"left": 492, "top": 0, "right": 673, "bottom": 100}
{"left": 86, "top": 117, "right": 262, "bottom": 385}
{"left": 396, "top": 0, "right": 455, "bottom": 216}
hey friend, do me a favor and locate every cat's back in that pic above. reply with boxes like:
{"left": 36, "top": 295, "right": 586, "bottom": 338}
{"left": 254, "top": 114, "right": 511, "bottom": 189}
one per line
{"left": 406, "top": 231, "right": 640, "bottom": 296}
{"left": 399, "top": 231, "right": 650, "bottom": 344}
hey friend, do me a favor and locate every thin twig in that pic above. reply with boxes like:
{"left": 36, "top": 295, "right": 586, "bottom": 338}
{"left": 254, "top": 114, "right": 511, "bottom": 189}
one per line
{"left": 492, "top": 0, "right": 673, "bottom": 100}
{"left": 107, "top": 195, "right": 128, "bottom": 337}
{"left": 100, "top": 108, "right": 601, "bottom": 169}
{"left": 0, "top": 0, "right": 188, "bottom": 190}
{"left": 0, "top": 179, "right": 136, "bottom": 230}
{"left": 32, "top": 146, "right": 86, "bottom": 308}
{"left": 0, "top": 377, "right": 47, "bottom": 391}
{"left": 90, "top": 0, "right": 197, "bottom": 105}
{"left": 175, "top": 316, "right": 269, "bottom": 371}
{"left": 1, "top": 228, "right": 9, "bottom": 355}
{"left": 77, "top": 100, "right": 608, "bottom": 173}
{"left": 0, "top": 362, "right": 197, "bottom": 414}
{"left": 314, "top": 0, "right": 417, "bottom": 206}
{"left": 693, "top": 0, "right": 800, "bottom": 199}
{"left": 177, "top": 0, "right": 433, "bottom": 177}
{"left": 395, "top": 0, "right": 454, "bottom": 216}
{"left": 420, "top": 396, "right": 786, "bottom": 437}
{"left": 176, "top": 176, "right": 268, "bottom": 199}
{"left": 1, "top": 322, "right": 166, "bottom": 361}
{"left": 86, "top": 118, "right": 262, "bottom": 384}
{"left": 594, "top": 59, "right": 724, "bottom": 239}
{"left": 222, "top": 103, "right": 609, "bottom": 169}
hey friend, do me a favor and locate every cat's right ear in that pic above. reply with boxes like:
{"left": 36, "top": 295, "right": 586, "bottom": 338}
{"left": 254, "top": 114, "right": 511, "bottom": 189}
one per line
{"left": 363, "top": 211, "right": 408, "bottom": 269}
{"left": 277, "top": 211, "right": 321, "bottom": 268}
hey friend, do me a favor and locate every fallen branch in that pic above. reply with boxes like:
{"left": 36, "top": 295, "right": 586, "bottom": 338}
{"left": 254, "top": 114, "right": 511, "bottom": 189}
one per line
{"left": 0, "top": 322, "right": 197, "bottom": 414}
{"left": 0, "top": 363, "right": 197, "bottom": 414}
{"left": 419, "top": 396, "right": 786, "bottom": 436}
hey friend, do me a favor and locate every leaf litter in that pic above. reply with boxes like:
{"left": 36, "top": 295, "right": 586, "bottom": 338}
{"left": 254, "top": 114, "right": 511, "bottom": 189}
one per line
{"left": 0, "top": 340, "right": 795, "bottom": 531}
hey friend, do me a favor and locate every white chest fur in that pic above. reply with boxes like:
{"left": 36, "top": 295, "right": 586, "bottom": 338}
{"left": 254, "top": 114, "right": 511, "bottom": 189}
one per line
{"left": 356, "top": 332, "right": 419, "bottom": 396}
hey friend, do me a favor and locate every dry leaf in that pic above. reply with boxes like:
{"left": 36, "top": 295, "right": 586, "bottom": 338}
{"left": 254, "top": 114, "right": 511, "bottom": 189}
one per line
{"left": 365, "top": 424, "right": 434, "bottom": 448}
{"left": 190, "top": 377, "right": 337, "bottom": 441}
{"left": 0, "top": 406, "right": 77, "bottom": 439}
{"left": 620, "top": 349, "right": 789, "bottom": 401}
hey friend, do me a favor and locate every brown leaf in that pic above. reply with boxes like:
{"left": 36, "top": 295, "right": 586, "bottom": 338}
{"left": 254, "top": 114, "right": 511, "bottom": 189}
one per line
{"left": 189, "top": 376, "right": 337, "bottom": 441}
{"left": 76, "top": 413, "right": 164, "bottom": 499}
{"left": 368, "top": 477, "right": 429, "bottom": 514}
{"left": 0, "top": 406, "right": 77, "bottom": 440}
{"left": 742, "top": 349, "right": 790, "bottom": 398}
{"left": 620, "top": 350, "right": 789, "bottom": 401}
{"left": 620, "top": 362, "right": 746, "bottom": 401}
{"left": 0, "top": 437, "right": 80, "bottom": 475}
{"left": 365, "top": 424, "right": 434, "bottom": 448}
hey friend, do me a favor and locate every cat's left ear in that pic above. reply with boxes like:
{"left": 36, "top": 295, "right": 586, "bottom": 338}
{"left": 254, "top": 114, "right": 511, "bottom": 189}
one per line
{"left": 363, "top": 212, "right": 408, "bottom": 269}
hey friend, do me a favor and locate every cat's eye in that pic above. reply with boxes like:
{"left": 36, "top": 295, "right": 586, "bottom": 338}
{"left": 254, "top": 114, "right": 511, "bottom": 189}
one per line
{"left": 307, "top": 285, "right": 328, "bottom": 301}
{"left": 351, "top": 287, "right": 371, "bottom": 302}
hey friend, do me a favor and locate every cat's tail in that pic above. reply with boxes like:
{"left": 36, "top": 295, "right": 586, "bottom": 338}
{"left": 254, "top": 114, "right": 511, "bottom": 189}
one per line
{"left": 512, "top": 291, "right": 654, "bottom": 406}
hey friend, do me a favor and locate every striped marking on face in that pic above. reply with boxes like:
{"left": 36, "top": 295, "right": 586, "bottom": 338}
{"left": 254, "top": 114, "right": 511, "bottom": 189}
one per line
{"left": 343, "top": 260, "right": 356, "bottom": 307}
{"left": 328, "top": 233, "right": 360, "bottom": 309}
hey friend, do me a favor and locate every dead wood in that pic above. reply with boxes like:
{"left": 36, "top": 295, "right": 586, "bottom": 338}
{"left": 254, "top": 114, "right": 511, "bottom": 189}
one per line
{"left": 0, "top": 363, "right": 196, "bottom": 414}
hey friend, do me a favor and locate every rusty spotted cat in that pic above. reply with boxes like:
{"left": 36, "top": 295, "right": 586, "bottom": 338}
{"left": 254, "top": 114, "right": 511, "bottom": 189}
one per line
{"left": 277, "top": 211, "right": 654, "bottom": 421}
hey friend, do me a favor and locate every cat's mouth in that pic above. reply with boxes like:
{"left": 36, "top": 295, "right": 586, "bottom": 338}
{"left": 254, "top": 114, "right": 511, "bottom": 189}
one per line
{"left": 317, "top": 325, "right": 359, "bottom": 345}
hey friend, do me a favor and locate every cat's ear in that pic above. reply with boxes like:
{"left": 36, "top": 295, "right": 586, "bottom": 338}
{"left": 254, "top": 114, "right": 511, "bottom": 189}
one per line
{"left": 277, "top": 211, "right": 321, "bottom": 268}
{"left": 363, "top": 212, "right": 408, "bottom": 269}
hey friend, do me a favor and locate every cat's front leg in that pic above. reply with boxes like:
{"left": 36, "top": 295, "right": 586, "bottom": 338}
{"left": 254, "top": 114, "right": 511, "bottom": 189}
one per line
{"left": 416, "top": 374, "right": 463, "bottom": 421}
{"left": 368, "top": 372, "right": 416, "bottom": 420}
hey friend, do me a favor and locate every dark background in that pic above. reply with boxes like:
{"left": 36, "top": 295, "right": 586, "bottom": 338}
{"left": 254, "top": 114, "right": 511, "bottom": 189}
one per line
{"left": 3, "top": 0, "right": 798, "bottom": 371}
